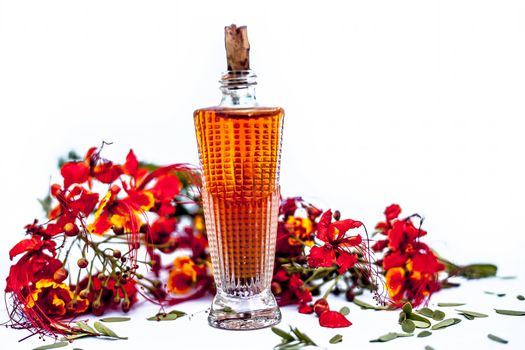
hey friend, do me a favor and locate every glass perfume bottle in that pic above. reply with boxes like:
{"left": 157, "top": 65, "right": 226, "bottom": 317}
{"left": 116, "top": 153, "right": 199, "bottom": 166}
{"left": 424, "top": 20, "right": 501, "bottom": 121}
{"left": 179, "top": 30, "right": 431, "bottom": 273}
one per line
{"left": 193, "top": 25, "right": 284, "bottom": 330}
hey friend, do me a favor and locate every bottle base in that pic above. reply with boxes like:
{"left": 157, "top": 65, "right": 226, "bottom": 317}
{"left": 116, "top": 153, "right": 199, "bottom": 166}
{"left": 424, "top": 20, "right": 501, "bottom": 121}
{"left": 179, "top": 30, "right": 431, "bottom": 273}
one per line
{"left": 208, "top": 289, "right": 281, "bottom": 330}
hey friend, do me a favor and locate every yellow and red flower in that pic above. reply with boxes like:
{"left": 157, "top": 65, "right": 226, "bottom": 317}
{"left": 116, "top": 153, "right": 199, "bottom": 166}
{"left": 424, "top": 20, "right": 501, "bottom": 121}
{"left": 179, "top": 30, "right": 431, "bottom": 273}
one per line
{"left": 167, "top": 256, "right": 208, "bottom": 295}
{"left": 26, "top": 279, "right": 89, "bottom": 316}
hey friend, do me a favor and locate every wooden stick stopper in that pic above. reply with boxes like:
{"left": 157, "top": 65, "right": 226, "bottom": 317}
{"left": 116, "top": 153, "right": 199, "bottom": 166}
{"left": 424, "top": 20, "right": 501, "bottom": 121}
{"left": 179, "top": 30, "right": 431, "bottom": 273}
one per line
{"left": 224, "top": 24, "right": 250, "bottom": 70}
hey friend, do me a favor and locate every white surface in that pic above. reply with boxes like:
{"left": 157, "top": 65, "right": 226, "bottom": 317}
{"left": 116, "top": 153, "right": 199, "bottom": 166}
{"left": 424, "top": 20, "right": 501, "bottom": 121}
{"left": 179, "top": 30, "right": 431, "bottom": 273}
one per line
{"left": 0, "top": 0, "right": 524, "bottom": 349}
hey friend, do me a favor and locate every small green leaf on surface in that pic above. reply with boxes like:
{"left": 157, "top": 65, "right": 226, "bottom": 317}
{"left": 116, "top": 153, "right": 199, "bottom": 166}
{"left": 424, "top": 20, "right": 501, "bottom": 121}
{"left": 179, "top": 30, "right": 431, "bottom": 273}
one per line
{"left": 402, "top": 302, "right": 412, "bottom": 315}
{"left": 417, "top": 308, "right": 434, "bottom": 318}
{"left": 147, "top": 309, "right": 187, "bottom": 321}
{"left": 488, "top": 334, "right": 508, "bottom": 344}
{"left": 455, "top": 309, "right": 488, "bottom": 318}
{"left": 431, "top": 318, "right": 461, "bottom": 330}
{"left": 407, "top": 313, "right": 432, "bottom": 328}
{"left": 273, "top": 326, "right": 317, "bottom": 349}
{"left": 425, "top": 346, "right": 435, "bottom": 350}
{"left": 353, "top": 298, "right": 389, "bottom": 310}
{"left": 339, "top": 306, "right": 350, "bottom": 316}
{"left": 494, "top": 309, "right": 525, "bottom": 316}
{"left": 271, "top": 327, "right": 295, "bottom": 342}
{"left": 329, "top": 334, "right": 343, "bottom": 344}
{"left": 93, "top": 321, "right": 127, "bottom": 339}
{"left": 401, "top": 319, "right": 415, "bottom": 333}
{"left": 100, "top": 317, "right": 131, "bottom": 323}
{"left": 33, "top": 342, "right": 69, "bottom": 350}
{"left": 437, "top": 302, "right": 466, "bottom": 307}
{"left": 411, "top": 320, "right": 431, "bottom": 329}
{"left": 432, "top": 310, "right": 445, "bottom": 321}
{"left": 485, "top": 291, "right": 506, "bottom": 297}
{"left": 75, "top": 321, "right": 97, "bottom": 334}
{"left": 418, "top": 331, "right": 432, "bottom": 338}
{"left": 370, "top": 332, "right": 413, "bottom": 343}
{"left": 517, "top": 295, "right": 525, "bottom": 301}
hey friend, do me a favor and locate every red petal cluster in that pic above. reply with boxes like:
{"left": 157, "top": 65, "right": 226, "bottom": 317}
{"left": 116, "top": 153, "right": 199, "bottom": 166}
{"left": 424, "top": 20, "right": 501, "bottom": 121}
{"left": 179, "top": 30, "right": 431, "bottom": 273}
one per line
{"left": 373, "top": 204, "right": 445, "bottom": 307}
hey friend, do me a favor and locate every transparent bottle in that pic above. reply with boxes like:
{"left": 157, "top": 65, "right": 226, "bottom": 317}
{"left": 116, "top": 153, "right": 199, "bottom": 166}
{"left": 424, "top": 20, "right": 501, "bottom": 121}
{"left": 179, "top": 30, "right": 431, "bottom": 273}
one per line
{"left": 194, "top": 70, "right": 284, "bottom": 330}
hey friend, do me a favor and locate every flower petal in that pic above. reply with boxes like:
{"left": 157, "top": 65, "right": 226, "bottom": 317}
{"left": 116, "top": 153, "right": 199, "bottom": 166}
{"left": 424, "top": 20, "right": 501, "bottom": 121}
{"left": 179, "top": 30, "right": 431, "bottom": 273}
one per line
{"left": 61, "top": 162, "right": 89, "bottom": 189}
{"left": 385, "top": 204, "right": 401, "bottom": 221}
{"left": 319, "top": 311, "right": 352, "bottom": 328}
{"left": 307, "top": 245, "right": 335, "bottom": 268}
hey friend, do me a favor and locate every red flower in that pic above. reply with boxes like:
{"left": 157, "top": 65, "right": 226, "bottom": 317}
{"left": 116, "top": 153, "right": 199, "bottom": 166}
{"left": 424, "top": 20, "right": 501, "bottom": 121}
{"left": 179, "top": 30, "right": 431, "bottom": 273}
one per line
{"left": 375, "top": 204, "right": 445, "bottom": 307}
{"left": 307, "top": 210, "right": 362, "bottom": 274}
{"left": 319, "top": 310, "right": 352, "bottom": 328}
{"left": 272, "top": 268, "right": 312, "bottom": 307}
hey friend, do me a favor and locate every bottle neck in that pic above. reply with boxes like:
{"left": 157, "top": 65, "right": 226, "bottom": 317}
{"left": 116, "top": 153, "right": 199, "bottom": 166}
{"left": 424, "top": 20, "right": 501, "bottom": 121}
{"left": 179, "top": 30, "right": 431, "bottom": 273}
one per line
{"left": 219, "top": 70, "right": 258, "bottom": 107}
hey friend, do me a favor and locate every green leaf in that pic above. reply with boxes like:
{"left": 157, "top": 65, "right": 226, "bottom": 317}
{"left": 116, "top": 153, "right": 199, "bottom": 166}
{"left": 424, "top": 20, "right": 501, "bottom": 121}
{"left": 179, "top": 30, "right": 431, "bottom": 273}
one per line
{"left": 437, "top": 302, "right": 466, "bottom": 307}
{"left": 60, "top": 334, "right": 90, "bottom": 341}
{"left": 33, "top": 342, "right": 69, "bottom": 350}
{"left": 147, "top": 309, "right": 187, "bottom": 321}
{"left": 401, "top": 319, "right": 415, "bottom": 333}
{"left": 100, "top": 317, "right": 131, "bottom": 323}
{"left": 518, "top": 295, "right": 525, "bottom": 301}
{"left": 339, "top": 306, "right": 350, "bottom": 316}
{"left": 93, "top": 321, "right": 127, "bottom": 339}
{"left": 353, "top": 298, "right": 389, "bottom": 310}
{"left": 495, "top": 309, "right": 525, "bottom": 316}
{"left": 402, "top": 302, "right": 412, "bottom": 315}
{"left": 75, "top": 321, "right": 97, "bottom": 334}
{"left": 485, "top": 291, "right": 506, "bottom": 297}
{"left": 432, "top": 310, "right": 446, "bottom": 321}
{"left": 461, "top": 313, "right": 475, "bottom": 320}
{"left": 407, "top": 312, "right": 432, "bottom": 328}
{"left": 417, "top": 308, "right": 434, "bottom": 318}
{"left": 425, "top": 346, "right": 435, "bottom": 350}
{"left": 412, "top": 320, "right": 431, "bottom": 329}
{"left": 488, "top": 334, "right": 508, "bottom": 344}
{"left": 370, "top": 332, "right": 413, "bottom": 343}
{"left": 418, "top": 331, "right": 432, "bottom": 338}
{"left": 455, "top": 309, "right": 488, "bottom": 318}
{"left": 398, "top": 311, "right": 406, "bottom": 323}
{"left": 271, "top": 327, "right": 294, "bottom": 342}
{"left": 329, "top": 334, "right": 343, "bottom": 344}
{"left": 459, "top": 264, "right": 497, "bottom": 279}
{"left": 431, "top": 318, "right": 461, "bottom": 330}
{"left": 290, "top": 327, "right": 316, "bottom": 346}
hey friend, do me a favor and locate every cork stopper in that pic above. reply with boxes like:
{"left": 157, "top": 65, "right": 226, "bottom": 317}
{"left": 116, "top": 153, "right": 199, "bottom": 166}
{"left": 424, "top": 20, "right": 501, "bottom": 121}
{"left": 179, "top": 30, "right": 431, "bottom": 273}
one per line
{"left": 224, "top": 24, "right": 250, "bottom": 70}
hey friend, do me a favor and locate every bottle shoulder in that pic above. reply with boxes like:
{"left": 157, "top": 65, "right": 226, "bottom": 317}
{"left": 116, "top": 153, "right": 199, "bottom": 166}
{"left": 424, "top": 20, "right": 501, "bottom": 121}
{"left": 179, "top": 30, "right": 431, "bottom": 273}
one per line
{"left": 194, "top": 106, "right": 284, "bottom": 119}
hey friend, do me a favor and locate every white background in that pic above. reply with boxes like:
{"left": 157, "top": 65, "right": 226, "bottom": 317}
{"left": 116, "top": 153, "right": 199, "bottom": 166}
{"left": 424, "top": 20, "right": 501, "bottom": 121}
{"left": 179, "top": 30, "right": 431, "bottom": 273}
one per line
{"left": 0, "top": 1, "right": 524, "bottom": 349}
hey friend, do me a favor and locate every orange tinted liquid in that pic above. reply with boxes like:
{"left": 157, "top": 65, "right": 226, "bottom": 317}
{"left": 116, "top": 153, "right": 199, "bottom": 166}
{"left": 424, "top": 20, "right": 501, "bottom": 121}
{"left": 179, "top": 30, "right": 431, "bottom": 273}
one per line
{"left": 194, "top": 107, "right": 284, "bottom": 293}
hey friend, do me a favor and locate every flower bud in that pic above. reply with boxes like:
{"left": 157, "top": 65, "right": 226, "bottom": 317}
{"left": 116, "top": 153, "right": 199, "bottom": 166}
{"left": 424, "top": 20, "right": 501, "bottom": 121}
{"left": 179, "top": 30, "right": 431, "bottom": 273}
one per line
{"left": 113, "top": 294, "right": 121, "bottom": 304}
{"left": 120, "top": 256, "right": 127, "bottom": 263}
{"left": 77, "top": 258, "right": 89, "bottom": 269}
{"left": 64, "top": 222, "right": 79, "bottom": 237}
{"left": 92, "top": 300, "right": 104, "bottom": 316}
{"left": 79, "top": 289, "right": 90, "bottom": 298}
{"left": 112, "top": 225, "right": 124, "bottom": 235}
{"left": 333, "top": 210, "right": 341, "bottom": 221}
{"left": 313, "top": 298, "right": 330, "bottom": 316}
{"left": 345, "top": 289, "right": 355, "bottom": 302}
{"left": 53, "top": 267, "right": 69, "bottom": 282}
{"left": 112, "top": 250, "right": 122, "bottom": 259}
{"left": 121, "top": 298, "right": 131, "bottom": 312}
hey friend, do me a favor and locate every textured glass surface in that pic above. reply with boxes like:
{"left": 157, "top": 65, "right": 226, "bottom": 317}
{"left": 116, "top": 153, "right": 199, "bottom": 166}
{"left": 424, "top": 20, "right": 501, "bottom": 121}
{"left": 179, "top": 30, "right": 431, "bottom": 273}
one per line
{"left": 194, "top": 106, "right": 284, "bottom": 329}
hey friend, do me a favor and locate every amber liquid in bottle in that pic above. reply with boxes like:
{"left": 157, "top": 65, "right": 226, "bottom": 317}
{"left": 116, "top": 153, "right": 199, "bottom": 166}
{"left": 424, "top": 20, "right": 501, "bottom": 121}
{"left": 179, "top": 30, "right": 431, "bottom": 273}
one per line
{"left": 194, "top": 107, "right": 284, "bottom": 294}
